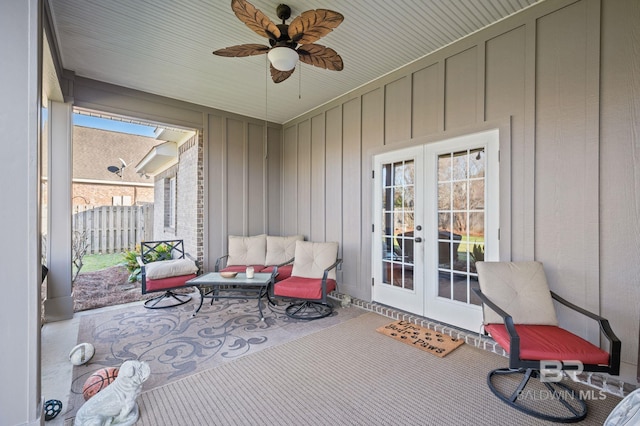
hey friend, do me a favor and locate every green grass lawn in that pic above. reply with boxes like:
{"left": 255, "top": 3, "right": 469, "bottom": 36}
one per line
{"left": 80, "top": 252, "right": 126, "bottom": 273}
{"left": 457, "top": 235, "right": 484, "bottom": 252}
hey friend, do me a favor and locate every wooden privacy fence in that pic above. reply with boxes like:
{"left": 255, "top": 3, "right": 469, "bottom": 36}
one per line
{"left": 72, "top": 205, "right": 153, "bottom": 254}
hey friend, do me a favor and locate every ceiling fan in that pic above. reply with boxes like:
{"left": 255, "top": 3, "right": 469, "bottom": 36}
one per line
{"left": 213, "top": 0, "right": 344, "bottom": 83}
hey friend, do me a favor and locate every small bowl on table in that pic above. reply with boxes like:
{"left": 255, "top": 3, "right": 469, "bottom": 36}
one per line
{"left": 220, "top": 271, "right": 238, "bottom": 278}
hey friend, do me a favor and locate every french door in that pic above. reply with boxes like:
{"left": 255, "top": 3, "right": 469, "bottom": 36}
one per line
{"left": 372, "top": 146, "right": 425, "bottom": 314}
{"left": 373, "top": 130, "right": 499, "bottom": 331}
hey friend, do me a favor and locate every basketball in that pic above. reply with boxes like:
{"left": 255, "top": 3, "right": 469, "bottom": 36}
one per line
{"left": 82, "top": 367, "right": 119, "bottom": 400}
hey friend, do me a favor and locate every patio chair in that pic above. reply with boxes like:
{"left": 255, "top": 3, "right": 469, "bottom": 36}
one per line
{"left": 139, "top": 240, "right": 200, "bottom": 309}
{"left": 272, "top": 241, "right": 341, "bottom": 320}
{"left": 474, "top": 261, "right": 620, "bottom": 423}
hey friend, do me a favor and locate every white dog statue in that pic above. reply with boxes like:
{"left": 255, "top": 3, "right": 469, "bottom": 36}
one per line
{"left": 74, "top": 360, "right": 151, "bottom": 426}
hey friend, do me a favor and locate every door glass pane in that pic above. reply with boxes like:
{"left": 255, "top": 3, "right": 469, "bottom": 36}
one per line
{"left": 470, "top": 148, "right": 485, "bottom": 177}
{"left": 452, "top": 182, "right": 467, "bottom": 210}
{"left": 437, "top": 183, "right": 450, "bottom": 210}
{"left": 438, "top": 272, "right": 450, "bottom": 298}
{"left": 436, "top": 148, "right": 484, "bottom": 305}
{"left": 469, "top": 180, "right": 484, "bottom": 209}
{"left": 452, "top": 152, "right": 468, "bottom": 180}
{"left": 438, "top": 155, "right": 452, "bottom": 181}
{"left": 381, "top": 159, "right": 415, "bottom": 291}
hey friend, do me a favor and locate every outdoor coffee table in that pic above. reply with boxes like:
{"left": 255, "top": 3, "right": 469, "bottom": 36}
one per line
{"left": 187, "top": 272, "right": 274, "bottom": 320}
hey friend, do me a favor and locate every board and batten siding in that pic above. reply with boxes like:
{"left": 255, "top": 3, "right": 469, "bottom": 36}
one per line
{"left": 206, "top": 114, "right": 283, "bottom": 268}
{"left": 310, "top": 114, "right": 327, "bottom": 242}
{"left": 599, "top": 0, "right": 640, "bottom": 384}
{"left": 280, "top": 0, "right": 639, "bottom": 383}
{"left": 534, "top": 0, "right": 601, "bottom": 336}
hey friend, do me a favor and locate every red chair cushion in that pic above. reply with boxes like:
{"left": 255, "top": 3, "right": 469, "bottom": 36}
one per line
{"left": 219, "top": 265, "right": 265, "bottom": 274}
{"left": 273, "top": 276, "right": 336, "bottom": 300}
{"left": 485, "top": 323, "right": 610, "bottom": 365}
{"left": 144, "top": 274, "right": 197, "bottom": 293}
{"left": 261, "top": 264, "right": 293, "bottom": 282}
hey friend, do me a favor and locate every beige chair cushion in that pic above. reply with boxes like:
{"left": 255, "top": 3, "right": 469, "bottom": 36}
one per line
{"left": 227, "top": 234, "right": 267, "bottom": 266}
{"left": 265, "top": 235, "right": 304, "bottom": 265}
{"left": 145, "top": 258, "right": 198, "bottom": 280}
{"left": 476, "top": 261, "right": 558, "bottom": 326}
{"left": 291, "top": 241, "right": 339, "bottom": 280}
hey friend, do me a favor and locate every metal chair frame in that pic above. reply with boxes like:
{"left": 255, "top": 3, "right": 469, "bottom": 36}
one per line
{"left": 274, "top": 258, "right": 342, "bottom": 320}
{"left": 474, "top": 287, "right": 621, "bottom": 423}
{"left": 138, "top": 240, "right": 200, "bottom": 309}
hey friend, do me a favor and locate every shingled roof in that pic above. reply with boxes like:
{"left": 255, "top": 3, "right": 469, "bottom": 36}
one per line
{"left": 72, "top": 126, "right": 159, "bottom": 183}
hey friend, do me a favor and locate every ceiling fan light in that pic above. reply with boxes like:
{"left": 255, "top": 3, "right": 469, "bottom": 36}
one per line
{"left": 268, "top": 47, "right": 298, "bottom": 71}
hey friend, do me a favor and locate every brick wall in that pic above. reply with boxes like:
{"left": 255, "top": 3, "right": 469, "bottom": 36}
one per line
{"left": 72, "top": 182, "right": 153, "bottom": 206}
{"left": 152, "top": 132, "right": 203, "bottom": 262}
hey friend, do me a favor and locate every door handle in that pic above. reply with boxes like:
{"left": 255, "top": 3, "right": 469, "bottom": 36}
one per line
{"left": 414, "top": 237, "right": 423, "bottom": 243}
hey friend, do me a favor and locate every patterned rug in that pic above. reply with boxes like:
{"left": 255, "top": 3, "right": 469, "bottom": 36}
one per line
{"left": 376, "top": 320, "right": 464, "bottom": 357}
{"left": 65, "top": 293, "right": 366, "bottom": 421}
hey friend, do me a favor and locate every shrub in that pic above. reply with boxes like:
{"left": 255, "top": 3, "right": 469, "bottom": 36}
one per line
{"left": 121, "top": 243, "right": 172, "bottom": 282}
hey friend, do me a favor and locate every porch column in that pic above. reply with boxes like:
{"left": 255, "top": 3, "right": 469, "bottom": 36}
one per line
{"left": 43, "top": 100, "right": 74, "bottom": 321}
{"left": 0, "top": 0, "right": 43, "bottom": 424}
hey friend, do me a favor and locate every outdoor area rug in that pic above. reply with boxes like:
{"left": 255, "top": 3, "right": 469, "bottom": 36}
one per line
{"left": 376, "top": 319, "right": 464, "bottom": 357}
{"left": 131, "top": 312, "right": 620, "bottom": 425}
{"left": 64, "top": 293, "right": 366, "bottom": 422}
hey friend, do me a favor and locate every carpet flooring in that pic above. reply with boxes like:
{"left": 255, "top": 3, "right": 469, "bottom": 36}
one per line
{"left": 65, "top": 294, "right": 366, "bottom": 422}
{"left": 133, "top": 312, "right": 621, "bottom": 426}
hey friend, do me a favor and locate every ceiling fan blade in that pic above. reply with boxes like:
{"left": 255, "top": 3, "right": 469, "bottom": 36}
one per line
{"left": 213, "top": 44, "right": 270, "bottom": 57}
{"left": 288, "top": 9, "right": 344, "bottom": 45}
{"left": 270, "top": 65, "right": 294, "bottom": 83}
{"left": 297, "top": 44, "right": 343, "bottom": 71}
{"left": 231, "top": 0, "right": 281, "bottom": 40}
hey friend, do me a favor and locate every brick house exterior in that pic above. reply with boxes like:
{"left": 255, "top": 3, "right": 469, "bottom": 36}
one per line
{"left": 71, "top": 126, "right": 157, "bottom": 206}
{"left": 152, "top": 132, "right": 204, "bottom": 261}
{"left": 66, "top": 124, "right": 204, "bottom": 262}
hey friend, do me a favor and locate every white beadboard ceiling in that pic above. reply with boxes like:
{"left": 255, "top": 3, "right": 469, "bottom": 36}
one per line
{"left": 48, "top": 0, "right": 540, "bottom": 124}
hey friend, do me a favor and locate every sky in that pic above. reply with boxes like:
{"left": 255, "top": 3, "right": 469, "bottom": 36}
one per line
{"left": 41, "top": 108, "right": 160, "bottom": 137}
{"left": 73, "top": 114, "right": 157, "bottom": 137}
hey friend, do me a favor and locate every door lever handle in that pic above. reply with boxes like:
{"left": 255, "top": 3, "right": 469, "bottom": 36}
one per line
{"left": 414, "top": 237, "right": 423, "bottom": 243}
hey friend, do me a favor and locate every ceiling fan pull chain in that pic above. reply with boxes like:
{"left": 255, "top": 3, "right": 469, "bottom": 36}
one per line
{"left": 298, "top": 63, "right": 302, "bottom": 99}
{"left": 265, "top": 54, "right": 271, "bottom": 130}
{"left": 265, "top": 55, "right": 269, "bottom": 120}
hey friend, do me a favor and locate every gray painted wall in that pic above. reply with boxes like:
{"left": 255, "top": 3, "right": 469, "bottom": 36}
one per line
{"left": 280, "top": 0, "right": 639, "bottom": 382}
{"left": 599, "top": 0, "right": 640, "bottom": 384}
{"left": 205, "top": 115, "right": 282, "bottom": 268}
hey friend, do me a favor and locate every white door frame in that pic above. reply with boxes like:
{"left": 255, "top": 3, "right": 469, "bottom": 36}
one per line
{"left": 372, "top": 145, "right": 425, "bottom": 314}
{"left": 371, "top": 128, "right": 504, "bottom": 331}
{"left": 424, "top": 129, "right": 500, "bottom": 331}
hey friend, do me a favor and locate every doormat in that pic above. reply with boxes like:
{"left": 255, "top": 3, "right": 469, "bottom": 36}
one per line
{"left": 376, "top": 320, "right": 464, "bottom": 357}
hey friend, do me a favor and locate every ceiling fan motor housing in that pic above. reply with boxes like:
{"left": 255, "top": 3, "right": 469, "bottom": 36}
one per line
{"left": 273, "top": 24, "right": 296, "bottom": 48}
{"left": 276, "top": 4, "right": 291, "bottom": 21}
{"left": 274, "top": 4, "right": 295, "bottom": 48}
